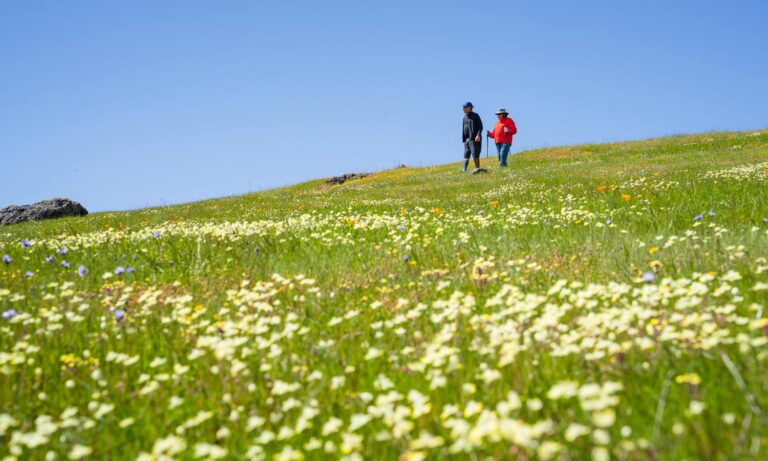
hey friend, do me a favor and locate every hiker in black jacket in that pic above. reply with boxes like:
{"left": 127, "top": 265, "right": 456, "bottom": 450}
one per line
{"left": 461, "top": 102, "right": 483, "bottom": 172}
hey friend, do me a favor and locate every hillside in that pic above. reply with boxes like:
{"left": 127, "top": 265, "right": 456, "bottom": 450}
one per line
{"left": 1, "top": 129, "right": 767, "bottom": 460}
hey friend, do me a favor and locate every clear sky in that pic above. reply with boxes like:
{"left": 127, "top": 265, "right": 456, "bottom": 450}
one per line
{"left": 2, "top": 1, "right": 767, "bottom": 212}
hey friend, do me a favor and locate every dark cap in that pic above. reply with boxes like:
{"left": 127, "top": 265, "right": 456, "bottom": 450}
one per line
{"left": 463, "top": 101, "right": 474, "bottom": 108}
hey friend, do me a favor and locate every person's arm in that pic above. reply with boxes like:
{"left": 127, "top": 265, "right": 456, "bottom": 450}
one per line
{"left": 487, "top": 129, "right": 495, "bottom": 138}
{"left": 508, "top": 119, "right": 517, "bottom": 135}
{"left": 475, "top": 114, "right": 483, "bottom": 141}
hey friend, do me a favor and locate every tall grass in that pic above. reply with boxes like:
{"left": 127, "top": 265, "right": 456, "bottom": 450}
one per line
{"left": 0, "top": 129, "right": 767, "bottom": 460}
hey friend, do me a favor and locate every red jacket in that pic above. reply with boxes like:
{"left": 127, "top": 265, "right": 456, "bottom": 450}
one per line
{"left": 487, "top": 117, "right": 517, "bottom": 144}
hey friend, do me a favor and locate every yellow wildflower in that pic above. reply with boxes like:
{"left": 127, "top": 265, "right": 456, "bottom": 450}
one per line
{"left": 675, "top": 373, "right": 702, "bottom": 386}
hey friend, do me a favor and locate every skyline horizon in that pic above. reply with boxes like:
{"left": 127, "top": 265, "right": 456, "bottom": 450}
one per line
{"left": 16, "top": 126, "right": 765, "bottom": 214}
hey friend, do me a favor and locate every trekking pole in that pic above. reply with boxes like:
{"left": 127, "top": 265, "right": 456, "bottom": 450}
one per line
{"left": 486, "top": 134, "right": 489, "bottom": 158}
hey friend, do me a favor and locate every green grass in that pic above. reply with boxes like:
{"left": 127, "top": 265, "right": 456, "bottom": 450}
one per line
{"left": 1, "top": 129, "right": 767, "bottom": 460}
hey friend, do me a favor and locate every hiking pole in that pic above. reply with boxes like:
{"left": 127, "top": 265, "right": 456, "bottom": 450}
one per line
{"left": 486, "top": 134, "right": 489, "bottom": 158}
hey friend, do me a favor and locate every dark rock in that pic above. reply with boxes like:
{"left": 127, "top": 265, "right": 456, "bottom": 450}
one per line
{"left": 326, "top": 173, "right": 370, "bottom": 185}
{"left": 0, "top": 198, "right": 88, "bottom": 226}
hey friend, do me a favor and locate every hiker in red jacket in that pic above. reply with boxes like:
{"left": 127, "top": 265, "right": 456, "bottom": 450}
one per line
{"left": 487, "top": 108, "right": 517, "bottom": 167}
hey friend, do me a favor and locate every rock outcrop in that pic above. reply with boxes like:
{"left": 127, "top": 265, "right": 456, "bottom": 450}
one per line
{"left": 326, "top": 173, "right": 370, "bottom": 185}
{"left": 0, "top": 198, "right": 88, "bottom": 225}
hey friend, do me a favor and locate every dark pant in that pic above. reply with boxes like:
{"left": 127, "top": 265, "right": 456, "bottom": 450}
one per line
{"left": 496, "top": 143, "right": 511, "bottom": 166}
{"left": 464, "top": 140, "right": 481, "bottom": 159}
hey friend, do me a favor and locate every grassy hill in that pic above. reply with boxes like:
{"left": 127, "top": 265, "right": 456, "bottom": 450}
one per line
{"left": 1, "top": 129, "right": 767, "bottom": 460}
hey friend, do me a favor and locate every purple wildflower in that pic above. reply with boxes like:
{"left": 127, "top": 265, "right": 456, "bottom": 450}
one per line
{"left": 477, "top": 210, "right": 485, "bottom": 215}
{"left": 642, "top": 271, "right": 656, "bottom": 283}
{"left": 58, "top": 248, "right": 68, "bottom": 255}
{"left": 402, "top": 255, "right": 410, "bottom": 262}
{"left": 24, "top": 271, "right": 34, "bottom": 278}
{"left": 114, "top": 266, "right": 125, "bottom": 275}
{"left": 606, "top": 218, "right": 613, "bottom": 225}
{"left": 77, "top": 265, "right": 89, "bottom": 277}
{"left": 2, "top": 309, "right": 18, "bottom": 320}
{"left": 2, "top": 255, "right": 10, "bottom": 264}
{"left": 397, "top": 224, "right": 406, "bottom": 231}
{"left": 45, "top": 255, "right": 55, "bottom": 264}
{"left": 153, "top": 231, "right": 161, "bottom": 239}
{"left": 708, "top": 211, "right": 715, "bottom": 217}
{"left": 61, "top": 260, "right": 70, "bottom": 268}
{"left": 126, "top": 266, "right": 134, "bottom": 274}
{"left": 21, "top": 239, "right": 32, "bottom": 248}
{"left": 113, "top": 309, "right": 126, "bottom": 322}
{"left": 693, "top": 214, "right": 703, "bottom": 221}
{"left": 168, "top": 260, "right": 174, "bottom": 265}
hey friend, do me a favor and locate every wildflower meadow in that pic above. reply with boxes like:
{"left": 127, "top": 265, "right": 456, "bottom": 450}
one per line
{"left": 1, "top": 130, "right": 767, "bottom": 460}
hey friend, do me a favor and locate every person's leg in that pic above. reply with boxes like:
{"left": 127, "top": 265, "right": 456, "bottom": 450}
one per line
{"left": 472, "top": 141, "right": 481, "bottom": 168}
{"left": 462, "top": 141, "right": 471, "bottom": 171}
{"left": 495, "top": 143, "right": 502, "bottom": 164}
{"left": 500, "top": 143, "right": 511, "bottom": 166}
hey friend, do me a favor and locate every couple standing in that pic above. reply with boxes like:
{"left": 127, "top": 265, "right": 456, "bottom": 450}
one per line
{"left": 461, "top": 102, "right": 517, "bottom": 172}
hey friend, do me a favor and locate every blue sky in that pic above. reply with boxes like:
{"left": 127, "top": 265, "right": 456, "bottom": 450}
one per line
{"left": 2, "top": 1, "right": 767, "bottom": 212}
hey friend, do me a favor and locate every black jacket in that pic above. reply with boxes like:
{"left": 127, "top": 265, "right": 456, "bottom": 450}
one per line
{"left": 462, "top": 111, "right": 484, "bottom": 142}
